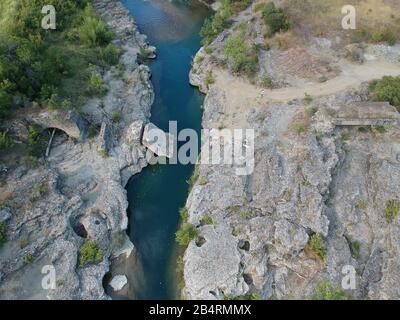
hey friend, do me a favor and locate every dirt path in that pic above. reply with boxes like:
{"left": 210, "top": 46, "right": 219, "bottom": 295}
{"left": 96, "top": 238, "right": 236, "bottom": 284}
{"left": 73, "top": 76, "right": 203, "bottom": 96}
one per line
{"left": 213, "top": 58, "right": 400, "bottom": 107}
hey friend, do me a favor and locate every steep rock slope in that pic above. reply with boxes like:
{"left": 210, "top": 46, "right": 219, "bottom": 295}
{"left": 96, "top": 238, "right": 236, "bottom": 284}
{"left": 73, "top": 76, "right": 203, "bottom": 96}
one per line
{"left": 183, "top": 0, "right": 400, "bottom": 300}
{"left": 0, "top": 0, "right": 153, "bottom": 299}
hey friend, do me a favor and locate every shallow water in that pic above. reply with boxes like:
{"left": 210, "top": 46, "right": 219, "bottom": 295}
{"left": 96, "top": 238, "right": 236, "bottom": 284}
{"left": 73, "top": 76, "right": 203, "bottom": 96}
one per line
{"left": 122, "top": 0, "right": 209, "bottom": 300}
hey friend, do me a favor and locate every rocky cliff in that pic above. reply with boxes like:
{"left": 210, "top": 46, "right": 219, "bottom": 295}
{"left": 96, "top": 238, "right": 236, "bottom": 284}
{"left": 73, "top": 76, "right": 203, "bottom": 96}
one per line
{"left": 183, "top": 1, "right": 400, "bottom": 300}
{"left": 0, "top": 0, "right": 154, "bottom": 299}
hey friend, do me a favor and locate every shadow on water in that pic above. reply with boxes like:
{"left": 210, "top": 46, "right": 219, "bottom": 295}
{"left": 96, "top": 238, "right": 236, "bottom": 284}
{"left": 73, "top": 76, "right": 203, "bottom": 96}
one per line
{"left": 120, "top": 0, "right": 210, "bottom": 300}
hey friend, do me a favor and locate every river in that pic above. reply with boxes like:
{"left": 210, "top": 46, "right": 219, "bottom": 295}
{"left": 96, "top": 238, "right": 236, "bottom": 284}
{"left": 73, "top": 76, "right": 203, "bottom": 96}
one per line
{"left": 122, "top": 0, "right": 209, "bottom": 300}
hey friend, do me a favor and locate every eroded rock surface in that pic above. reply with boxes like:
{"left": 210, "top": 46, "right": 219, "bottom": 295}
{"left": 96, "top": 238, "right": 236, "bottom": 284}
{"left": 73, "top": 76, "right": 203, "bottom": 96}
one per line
{"left": 0, "top": 0, "right": 154, "bottom": 299}
{"left": 183, "top": 1, "right": 400, "bottom": 300}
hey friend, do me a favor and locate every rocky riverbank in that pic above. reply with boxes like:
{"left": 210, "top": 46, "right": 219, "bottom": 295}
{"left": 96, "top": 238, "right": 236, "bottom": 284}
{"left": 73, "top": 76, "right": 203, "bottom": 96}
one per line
{"left": 183, "top": 1, "right": 400, "bottom": 300}
{"left": 0, "top": 0, "right": 154, "bottom": 299}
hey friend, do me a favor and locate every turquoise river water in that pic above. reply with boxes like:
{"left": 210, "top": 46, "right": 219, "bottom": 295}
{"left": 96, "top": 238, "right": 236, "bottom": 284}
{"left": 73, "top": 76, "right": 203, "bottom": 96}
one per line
{"left": 122, "top": 0, "right": 209, "bottom": 300}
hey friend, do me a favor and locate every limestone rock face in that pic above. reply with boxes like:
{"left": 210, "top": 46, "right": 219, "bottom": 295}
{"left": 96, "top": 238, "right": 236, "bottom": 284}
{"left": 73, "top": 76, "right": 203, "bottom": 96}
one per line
{"left": 184, "top": 6, "right": 400, "bottom": 299}
{"left": 0, "top": 0, "right": 154, "bottom": 300}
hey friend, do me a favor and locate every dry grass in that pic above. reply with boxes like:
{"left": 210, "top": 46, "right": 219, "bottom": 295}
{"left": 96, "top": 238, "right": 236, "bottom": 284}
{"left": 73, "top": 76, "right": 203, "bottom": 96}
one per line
{"left": 281, "top": 0, "right": 400, "bottom": 42}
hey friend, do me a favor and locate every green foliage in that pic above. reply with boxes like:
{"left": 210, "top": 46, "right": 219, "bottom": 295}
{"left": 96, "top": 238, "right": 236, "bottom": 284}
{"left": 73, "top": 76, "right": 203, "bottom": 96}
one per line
{"left": 99, "top": 149, "right": 109, "bottom": 158}
{"left": 224, "top": 35, "right": 258, "bottom": 76}
{"left": 29, "top": 182, "right": 49, "bottom": 202}
{"left": 372, "top": 76, "right": 400, "bottom": 111}
{"left": 100, "top": 44, "right": 121, "bottom": 66}
{"left": 262, "top": 2, "right": 290, "bottom": 37}
{"left": 204, "top": 71, "right": 215, "bottom": 87}
{"left": 0, "top": 221, "right": 7, "bottom": 246}
{"left": 200, "top": 0, "right": 250, "bottom": 46}
{"left": 386, "top": 199, "right": 400, "bottom": 222}
{"left": 179, "top": 207, "right": 189, "bottom": 223}
{"left": 89, "top": 71, "right": 106, "bottom": 96}
{"left": 371, "top": 27, "right": 396, "bottom": 46}
{"left": 224, "top": 293, "right": 262, "bottom": 300}
{"left": 240, "top": 210, "right": 256, "bottom": 219}
{"left": 352, "top": 27, "right": 371, "bottom": 43}
{"left": 112, "top": 111, "right": 122, "bottom": 123}
{"left": 79, "top": 240, "right": 103, "bottom": 267}
{"left": 304, "top": 92, "right": 313, "bottom": 104}
{"left": 356, "top": 199, "right": 368, "bottom": 210}
{"left": 261, "top": 75, "right": 273, "bottom": 88}
{"left": 0, "top": 0, "right": 116, "bottom": 123}
{"left": 0, "top": 130, "right": 12, "bottom": 150}
{"left": 345, "top": 236, "right": 361, "bottom": 259}
{"left": 24, "top": 253, "right": 34, "bottom": 264}
{"left": 198, "top": 176, "right": 209, "bottom": 185}
{"left": 306, "top": 233, "right": 327, "bottom": 261}
{"left": 294, "top": 122, "right": 306, "bottom": 134}
{"left": 313, "top": 281, "right": 350, "bottom": 300}
{"left": 187, "top": 165, "right": 199, "bottom": 192}
{"left": 200, "top": 215, "right": 214, "bottom": 225}
{"left": 79, "top": 5, "right": 113, "bottom": 48}
{"left": 176, "top": 223, "right": 199, "bottom": 246}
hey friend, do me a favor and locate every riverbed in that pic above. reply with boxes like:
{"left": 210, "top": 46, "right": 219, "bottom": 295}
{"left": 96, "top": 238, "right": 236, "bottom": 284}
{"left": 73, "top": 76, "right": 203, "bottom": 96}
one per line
{"left": 122, "top": 0, "right": 209, "bottom": 300}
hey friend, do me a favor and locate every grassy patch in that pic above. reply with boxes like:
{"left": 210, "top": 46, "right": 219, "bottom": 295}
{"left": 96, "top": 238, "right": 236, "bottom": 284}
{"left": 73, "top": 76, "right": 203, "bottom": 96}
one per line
{"left": 79, "top": 240, "right": 103, "bottom": 267}
{"left": 0, "top": 221, "right": 7, "bottom": 246}
{"left": 224, "top": 35, "right": 258, "bottom": 76}
{"left": 23, "top": 253, "right": 34, "bottom": 264}
{"left": 345, "top": 236, "right": 361, "bottom": 259}
{"left": 179, "top": 207, "right": 189, "bottom": 223}
{"left": 176, "top": 223, "right": 199, "bottom": 246}
{"left": 356, "top": 199, "right": 368, "bottom": 210}
{"left": 224, "top": 293, "right": 262, "bottom": 300}
{"left": 305, "top": 233, "right": 327, "bottom": 261}
{"left": 386, "top": 199, "right": 400, "bottom": 222}
{"left": 313, "top": 281, "right": 350, "bottom": 300}
{"left": 371, "top": 76, "right": 400, "bottom": 111}
{"left": 200, "top": 215, "right": 214, "bottom": 225}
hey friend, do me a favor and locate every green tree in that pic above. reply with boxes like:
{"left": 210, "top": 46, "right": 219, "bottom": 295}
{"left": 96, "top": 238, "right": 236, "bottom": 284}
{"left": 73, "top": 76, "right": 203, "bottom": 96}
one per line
{"left": 262, "top": 2, "right": 290, "bottom": 37}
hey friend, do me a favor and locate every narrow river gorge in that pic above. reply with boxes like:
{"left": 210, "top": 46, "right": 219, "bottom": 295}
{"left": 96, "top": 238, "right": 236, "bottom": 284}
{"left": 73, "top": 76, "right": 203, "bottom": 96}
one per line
{"left": 121, "top": 0, "right": 209, "bottom": 300}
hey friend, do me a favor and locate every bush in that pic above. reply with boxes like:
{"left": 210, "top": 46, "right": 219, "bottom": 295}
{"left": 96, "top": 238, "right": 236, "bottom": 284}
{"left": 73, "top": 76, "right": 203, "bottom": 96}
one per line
{"left": 79, "top": 240, "right": 104, "bottom": 267}
{"left": 89, "top": 72, "right": 107, "bottom": 96}
{"left": 200, "top": 11, "right": 231, "bottom": 46}
{"left": 304, "top": 93, "right": 313, "bottom": 104}
{"left": 224, "top": 35, "right": 258, "bottom": 76}
{"left": 176, "top": 223, "right": 199, "bottom": 246}
{"left": 201, "top": 215, "right": 214, "bottom": 225}
{"left": 24, "top": 253, "right": 34, "bottom": 264}
{"left": 179, "top": 207, "right": 189, "bottom": 223}
{"left": 0, "top": 130, "right": 12, "bottom": 150}
{"left": 352, "top": 27, "right": 371, "bottom": 43}
{"left": 261, "top": 75, "right": 273, "bottom": 88}
{"left": 0, "top": 222, "right": 7, "bottom": 246}
{"left": 313, "top": 281, "right": 349, "bottom": 300}
{"left": 262, "top": 2, "right": 290, "bottom": 37}
{"left": 371, "top": 27, "right": 396, "bottom": 46}
{"left": 294, "top": 122, "right": 306, "bottom": 134}
{"left": 112, "top": 111, "right": 122, "bottom": 123}
{"left": 0, "top": 1, "right": 117, "bottom": 122}
{"left": 100, "top": 44, "right": 121, "bottom": 66}
{"left": 372, "top": 76, "right": 400, "bottom": 111}
{"left": 79, "top": 5, "right": 113, "bottom": 48}
{"left": 305, "top": 233, "right": 327, "bottom": 261}
{"left": 204, "top": 71, "right": 215, "bottom": 87}
{"left": 386, "top": 199, "right": 400, "bottom": 222}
